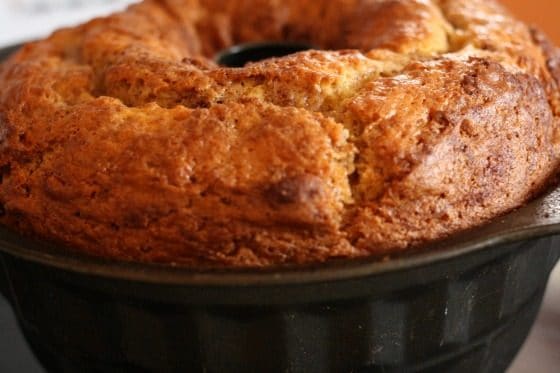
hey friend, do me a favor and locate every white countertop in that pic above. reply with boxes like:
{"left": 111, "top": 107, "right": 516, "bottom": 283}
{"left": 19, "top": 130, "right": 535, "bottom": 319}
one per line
{"left": 0, "top": 0, "right": 137, "bottom": 47}
{"left": 510, "top": 265, "right": 560, "bottom": 373}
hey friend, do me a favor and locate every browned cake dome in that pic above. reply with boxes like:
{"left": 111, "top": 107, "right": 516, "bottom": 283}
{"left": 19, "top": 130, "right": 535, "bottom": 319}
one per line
{"left": 0, "top": 0, "right": 560, "bottom": 267}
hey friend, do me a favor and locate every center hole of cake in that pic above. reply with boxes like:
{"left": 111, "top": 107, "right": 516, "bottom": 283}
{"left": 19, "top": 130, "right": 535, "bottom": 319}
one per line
{"left": 216, "top": 42, "right": 314, "bottom": 67}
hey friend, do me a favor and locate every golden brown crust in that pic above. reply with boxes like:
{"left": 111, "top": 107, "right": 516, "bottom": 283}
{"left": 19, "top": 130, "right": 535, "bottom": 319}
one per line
{"left": 0, "top": 0, "right": 559, "bottom": 267}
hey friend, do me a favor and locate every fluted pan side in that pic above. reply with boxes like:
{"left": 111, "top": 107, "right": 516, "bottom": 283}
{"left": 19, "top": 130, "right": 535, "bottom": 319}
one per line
{"left": 1, "top": 237, "right": 558, "bottom": 373}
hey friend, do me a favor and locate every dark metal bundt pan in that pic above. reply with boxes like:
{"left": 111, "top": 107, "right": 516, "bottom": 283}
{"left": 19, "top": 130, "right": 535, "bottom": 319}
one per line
{"left": 1, "top": 44, "right": 560, "bottom": 373}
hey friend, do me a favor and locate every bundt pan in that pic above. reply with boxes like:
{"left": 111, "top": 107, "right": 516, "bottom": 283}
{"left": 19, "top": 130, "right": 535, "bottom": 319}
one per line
{"left": 1, "top": 39, "right": 560, "bottom": 373}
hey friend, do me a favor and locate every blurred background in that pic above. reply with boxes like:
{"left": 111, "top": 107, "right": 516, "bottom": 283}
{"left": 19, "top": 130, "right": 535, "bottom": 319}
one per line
{"left": 0, "top": 0, "right": 558, "bottom": 372}
{"left": 503, "top": 0, "right": 560, "bottom": 43}
{"left": 0, "top": 1, "right": 558, "bottom": 47}
{"left": 0, "top": 0, "right": 136, "bottom": 47}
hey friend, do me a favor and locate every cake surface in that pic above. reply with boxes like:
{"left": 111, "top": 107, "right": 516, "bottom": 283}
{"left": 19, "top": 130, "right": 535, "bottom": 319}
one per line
{"left": 0, "top": 0, "right": 559, "bottom": 267}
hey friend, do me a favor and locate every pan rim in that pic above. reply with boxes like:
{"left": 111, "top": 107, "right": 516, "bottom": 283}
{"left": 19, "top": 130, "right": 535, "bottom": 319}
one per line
{"left": 1, "top": 189, "right": 559, "bottom": 287}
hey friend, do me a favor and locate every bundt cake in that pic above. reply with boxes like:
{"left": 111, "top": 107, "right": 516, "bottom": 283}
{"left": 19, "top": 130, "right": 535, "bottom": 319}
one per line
{"left": 0, "top": 0, "right": 559, "bottom": 267}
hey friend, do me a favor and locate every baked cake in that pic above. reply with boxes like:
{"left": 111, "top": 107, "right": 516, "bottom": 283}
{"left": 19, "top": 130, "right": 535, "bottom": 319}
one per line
{"left": 0, "top": 0, "right": 559, "bottom": 266}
